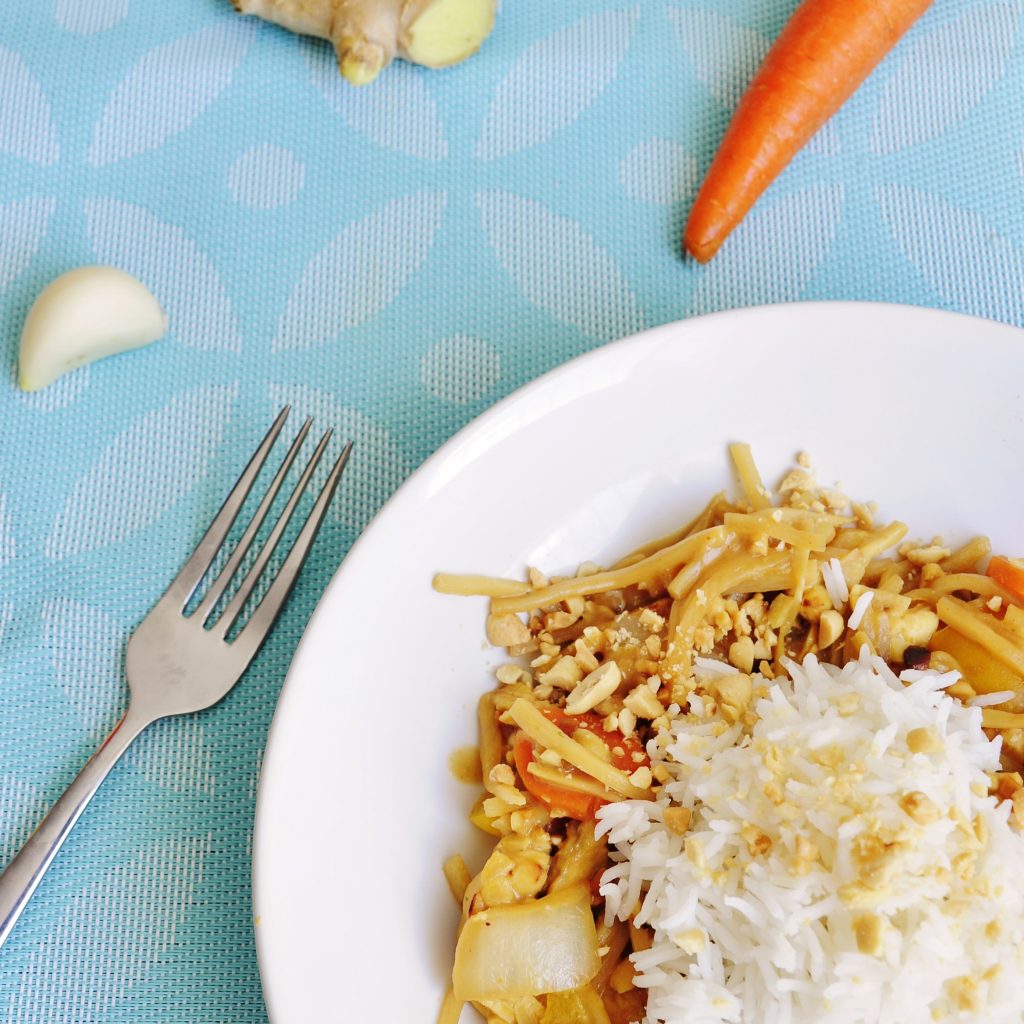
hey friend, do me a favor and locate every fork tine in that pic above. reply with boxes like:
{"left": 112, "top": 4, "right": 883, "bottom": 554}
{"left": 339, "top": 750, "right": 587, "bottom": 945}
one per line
{"left": 212, "top": 429, "right": 335, "bottom": 638}
{"left": 192, "top": 417, "right": 313, "bottom": 625}
{"left": 233, "top": 442, "right": 352, "bottom": 658}
{"left": 165, "top": 406, "right": 291, "bottom": 609}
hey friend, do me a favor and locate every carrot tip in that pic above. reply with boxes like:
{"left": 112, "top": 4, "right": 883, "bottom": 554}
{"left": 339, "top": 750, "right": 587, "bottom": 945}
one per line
{"left": 683, "top": 228, "right": 721, "bottom": 264}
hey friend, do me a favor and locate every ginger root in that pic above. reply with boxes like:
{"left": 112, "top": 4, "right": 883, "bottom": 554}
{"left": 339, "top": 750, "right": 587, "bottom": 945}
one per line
{"left": 234, "top": 0, "right": 496, "bottom": 85}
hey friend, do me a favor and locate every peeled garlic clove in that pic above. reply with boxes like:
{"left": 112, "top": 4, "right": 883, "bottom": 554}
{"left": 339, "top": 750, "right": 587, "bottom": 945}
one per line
{"left": 18, "top": 265, "right": 168, "bottom": 392}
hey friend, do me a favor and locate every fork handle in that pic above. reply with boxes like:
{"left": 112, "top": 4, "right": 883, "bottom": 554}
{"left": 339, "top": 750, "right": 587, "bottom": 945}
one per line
{"left": 0, "top": 704, "right": 153, "bottom": 950}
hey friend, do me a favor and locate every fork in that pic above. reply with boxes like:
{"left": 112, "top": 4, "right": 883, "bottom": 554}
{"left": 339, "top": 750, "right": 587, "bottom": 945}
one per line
{"left": 0, "top": 407, "right": 350, "bottom": 950}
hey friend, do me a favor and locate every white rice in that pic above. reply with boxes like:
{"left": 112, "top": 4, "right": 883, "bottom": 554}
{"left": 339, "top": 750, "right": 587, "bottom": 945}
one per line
{"left": 694, "top": 657, "right": 741, "bottom": 681}
{"left": 822, "top": 558, "right": 850, "bottom": 608}
{"left": 968, "top": 691, "right": 1016, "bottom": 708}
{"left": 596, "top": 652, "right": 1024, "bottom": 1023}
{"left": 848, "top": 591, "right": 875, "bottom": 630}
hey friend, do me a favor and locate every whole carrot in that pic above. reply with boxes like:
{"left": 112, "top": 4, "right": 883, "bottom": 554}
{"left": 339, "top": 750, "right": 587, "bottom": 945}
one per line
{"left": 684, "top": 0, "right": 932, "bottom": 263}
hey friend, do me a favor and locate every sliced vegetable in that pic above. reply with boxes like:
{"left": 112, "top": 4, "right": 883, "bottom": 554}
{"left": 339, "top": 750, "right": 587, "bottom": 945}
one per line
{"left": 443, "top": 853, "right": 472, "bottom": 905}
{"left": 988, "top": 556, "right": 1024, "bottom": 603}
{"left": 506, "top": 702, "right": 646, "bottom": 801}
{"left": 603, "top": 987, "right": 647, "bottom": 1024}
{"left": 436, "top": 988, "right": 463, "bottom": 1024}
{"left": 535, "top": 706, "right": 647, "bottom": 769}
{"left": 541, "top": 985, "right": 611, "bottom": 1024}
{"left": 469, "top": 794, "right": 503, "bottom": 836}
{"left": 514, "top": 737, "right": 601, "bottom": 821}
{"left": 512, "top": 706, "right": 648, "bottom": 819}
{"left": 548, "top": 820, "right": 609, "bottom": 893}
{"left": 982, "top": 709, "right": 1024, "bottom": 730}
{"left": 684, "top": 0, "right": 932, "bottom": 262}
{"left": 930, "top": 626, "right": 1024, "bottom": 696}
{"left": 452, "top": 883, "right": 600, "bottom": 1002}
{"left": 936, "top": 596, "right": 1024, "bottom": 678}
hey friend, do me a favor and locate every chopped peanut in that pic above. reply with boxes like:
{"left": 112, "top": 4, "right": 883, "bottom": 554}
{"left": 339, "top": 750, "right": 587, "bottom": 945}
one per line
{"left": 728, "top": 636, "right": 755, "bottom": 673}
{"left": 663, "top": 806, "right": 692, "bottom": 835}
{"left": 486, "top": 613, "right": 531, "bottom": 647}
{"left": 899, "top": 791, "right": 940, "bottom": 824}
{"left": 853, "top": 913, "right": 885, "bottom": 956}
{"left": 740, "top": 824, "right": 772, "bottom": 857}
{"left": 707, "top": 673, "right": 753, "bottom": 723}
{"left": 903, "top": 543, "right": 951, "bottom": 566}
{"left": 617, "top": 706, "right": 637, "bottom": 738}
{"left": 565, "top": 661, "right": 622, "bottom": 715}
{"left": 817, "top": 609, "right": 845, "bottom": 649}
{"left": 624, "top": 683, "right": 664, "bottom": 720}
{"left": 907, "top": 726, "right": 943, "bottom": 755}
{"left": 573, "top": 639, "right": 599, "bottom": 674}
{"left": 537, "top": 655, "right": 582, "bottom": 691}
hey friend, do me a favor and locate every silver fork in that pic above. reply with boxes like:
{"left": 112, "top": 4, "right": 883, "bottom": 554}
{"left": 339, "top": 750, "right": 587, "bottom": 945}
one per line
{"left": 0, "top": 407, "right": 350, "bottom": 950}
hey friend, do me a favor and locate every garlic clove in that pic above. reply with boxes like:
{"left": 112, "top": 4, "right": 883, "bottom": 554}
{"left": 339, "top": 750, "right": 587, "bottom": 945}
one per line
{"left": 17, "top": 265, "right": 168, "bottom": 392}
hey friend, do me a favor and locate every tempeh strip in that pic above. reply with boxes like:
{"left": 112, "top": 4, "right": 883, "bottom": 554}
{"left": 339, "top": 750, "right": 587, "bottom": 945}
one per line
{"left": 443, "top": 854, "right": 472, "bottom": 905}
{"left": 592, "top": 919, "right": 630, "bottom": 995}
{"left": 548, "top": 820, "right": 609, "bottom": 895}
{"left": 629, "top": 919, "right": 654, "bottom": 953}
{"left": 474, "top": 998, "right": 512, "bottom": 1023}
{"left": 905, "top": 574, "right": 1020, "bottom": 606}
{"left": 729, "top": 442, "right": 772, "bottom": 510}
{"left": 982, "top": 709, "right": 1024, "bottom": 730}
{"left": 437, "top": 989, "right": 463, "bottom": 1024}
{"left": 862, "top": 557, "right": 912, "bottom": 586}
{"left": 941, "top": 536, "right": 992, "bottom": 574}
{"left": 829, "top": 528, "right": 875, "bottom": 550}
{"left": 613, "top": 492, "right": 730, "bottom": 567}
{"left": 937, "top": 596, "right": 1024, "bottom": 677}
{"left": 666, "top": 549, "right": 804, "bottom": 677}
{"left": 526, "top": 761, "right": 619, "bottom": 799}
{"left": 478, "top": 694, "right": 502, "bottom": 778}
{"left": 775, "top": 547, "right": 810, "bottom": 661}
{"left": 667, "top": 538, "right": 729, "bottom": 599}
{"left": 837, "top": 548, "right": 871, "bottom": 589}
{"left": 508, "top": 700, "right": 650, "bottom": 799}
{"left": 433, "top": 573, "right": 531, "bottom": 598}
{"left": 491, "top": 527, "right": 727, "bottom": 615}
{"left": 723, "top": 512, "right": 831, "bottom": 550}
{"left": 857, "top": 521, "right": 909, "bottom": 562}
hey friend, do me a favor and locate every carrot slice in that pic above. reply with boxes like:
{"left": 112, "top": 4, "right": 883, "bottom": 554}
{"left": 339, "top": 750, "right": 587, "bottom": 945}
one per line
{"left": 514, "top": 737, "right": 602, "bottom": 821}
{"left": 987, "top": 556, "right": 1024, "bottom": 603}
{"left": 684, "top": 0, "right": 932, "bottom": 262}
{"left": 512, "top": 707, "right": 648, "bottom": 821}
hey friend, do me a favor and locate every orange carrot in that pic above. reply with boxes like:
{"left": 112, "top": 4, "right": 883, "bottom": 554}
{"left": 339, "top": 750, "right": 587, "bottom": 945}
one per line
{"left": 684, "top": 0, "right": 932, "bottom": 263}
{"left": 987, "top": 556, "right": 1024, "bottom": 603}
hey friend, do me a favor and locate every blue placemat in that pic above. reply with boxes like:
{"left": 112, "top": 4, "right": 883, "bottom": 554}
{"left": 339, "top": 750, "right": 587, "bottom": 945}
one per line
{"left": 1, "top": 0, "right": 1022, "bottom": 1020}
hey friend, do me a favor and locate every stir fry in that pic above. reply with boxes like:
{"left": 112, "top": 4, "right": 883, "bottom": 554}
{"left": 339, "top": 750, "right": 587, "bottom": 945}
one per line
{"left": 434, "top": 446, "right": 1024, "bottom": 1024}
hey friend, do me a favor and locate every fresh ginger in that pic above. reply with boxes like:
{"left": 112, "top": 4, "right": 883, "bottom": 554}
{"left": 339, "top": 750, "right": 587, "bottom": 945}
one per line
{"left": 233, "top": 0, "right": 496, "bottom": 85}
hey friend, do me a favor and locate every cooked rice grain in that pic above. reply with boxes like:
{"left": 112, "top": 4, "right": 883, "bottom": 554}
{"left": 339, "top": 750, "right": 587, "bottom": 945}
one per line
{"left": 597, "top": 653, "right": 1024, "bottom": 1024}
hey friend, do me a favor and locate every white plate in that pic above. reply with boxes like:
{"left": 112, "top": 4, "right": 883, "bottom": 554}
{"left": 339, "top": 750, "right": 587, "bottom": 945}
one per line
{"left": 253, "top": 302, "right": 1024, "bottom": 1022}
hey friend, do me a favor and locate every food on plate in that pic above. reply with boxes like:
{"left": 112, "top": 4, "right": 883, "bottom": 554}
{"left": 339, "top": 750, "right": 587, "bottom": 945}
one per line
{"left": 17, "top": 265, "right": 167, "bottom": 392}
{"left": 434, "top": 445, "right": 1024, "bottom": 1023}
{"left": 232, "top": 0, "right": 497, "bottom": 86}
{"left": 684, "top": 0, "right": 933, "bottom": 263}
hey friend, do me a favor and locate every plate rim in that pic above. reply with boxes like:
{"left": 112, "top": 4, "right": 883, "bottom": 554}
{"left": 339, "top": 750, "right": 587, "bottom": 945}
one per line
{"left": 252, "top": 299, "right": 1024, "bottom": 1019}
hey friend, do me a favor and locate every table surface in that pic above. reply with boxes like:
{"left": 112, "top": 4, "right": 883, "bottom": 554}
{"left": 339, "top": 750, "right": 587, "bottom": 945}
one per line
{"left": 1, "top": 1, "right": 1023, "bottom": 1020}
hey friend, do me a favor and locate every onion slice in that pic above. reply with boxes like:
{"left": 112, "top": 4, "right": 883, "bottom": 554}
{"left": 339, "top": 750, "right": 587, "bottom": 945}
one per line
{"left": 452, "top": 883, "right": 600, "bottom": 1002}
